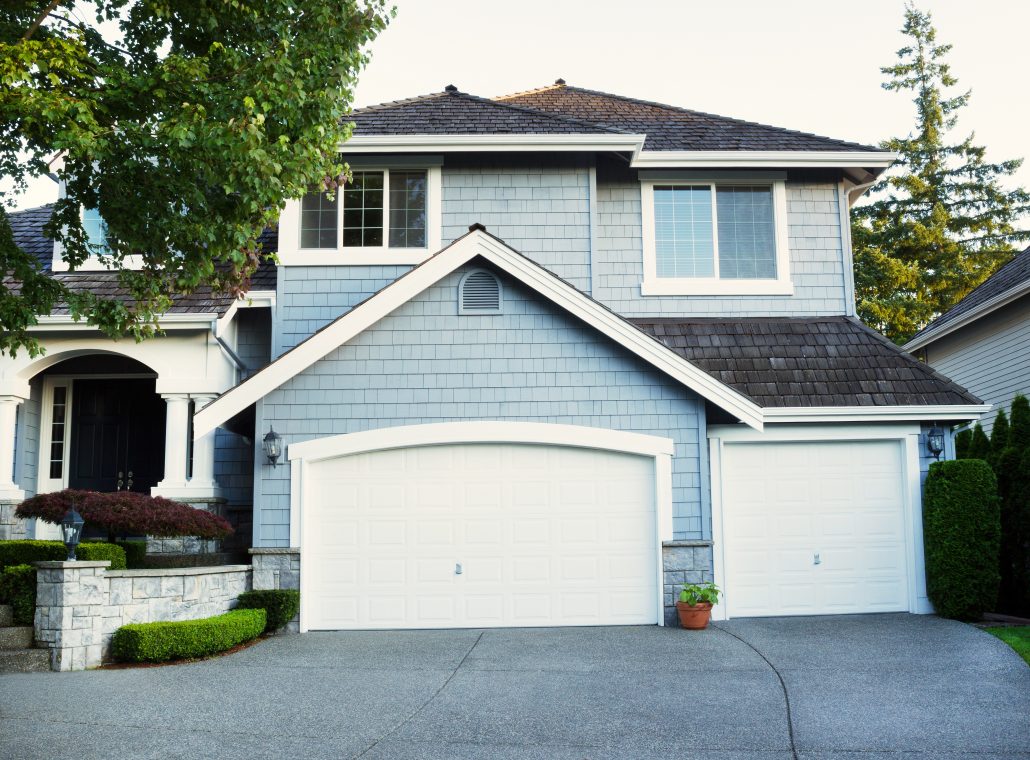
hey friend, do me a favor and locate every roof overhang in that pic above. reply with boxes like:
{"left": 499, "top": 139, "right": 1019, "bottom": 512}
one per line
{"left": 30, "top": 313, "right": 219, "bottom": 332}
{"left": 629, "top": 150, "right": 898, "bottom": 170}
{"left": 340, "top": 134, "right": 646, "bottom": 154}
{"left": 903, "top": 280, "right": 1030, "bottom": 351}
{"left": 762, "top": 404, "right": 991, "bottom": 424}
{"left": 193, "top": 228, "right": 766, "bottom": 438}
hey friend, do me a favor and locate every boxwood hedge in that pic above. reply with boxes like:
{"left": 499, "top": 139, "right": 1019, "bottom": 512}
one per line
{"left": 0, "top": 564, "right": 35, "bottom": 624}
{"left": 111, "top": 609, "right": 266, "bottom": 663}
{"left": 115, "top": 540, "right": 148, "bottom": 569}
{"left": 923, "top": 459, "right": 1001, "bottom": 620}
{"left": 236, "top": 590, "right": 300, "bottom": 632}
{"left": 0, "top": 540, "right": 126, "bottom": 570}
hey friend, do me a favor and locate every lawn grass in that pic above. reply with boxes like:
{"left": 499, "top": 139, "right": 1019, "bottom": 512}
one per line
{"left": 984, "top": 626, "right": 1030, "bottom": 666}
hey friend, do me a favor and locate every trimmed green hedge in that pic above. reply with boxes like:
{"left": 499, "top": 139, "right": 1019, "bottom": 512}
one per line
{"left": 0, "top": 564, "right": 35, "bottom": 625}
{"left": 236, "top": 590, "right": 300, "bottom": 632}
{"left": 923, "top": 459, "right": 1001, "bottom": 620}
{"left": 111, "top": 609, "right": 266, "bottom": 663}
{"left": 115, "top": 540, "right": 148, "bottom": 569}
{"left": 0, "top": 540, "right": 126, "bottom": 570}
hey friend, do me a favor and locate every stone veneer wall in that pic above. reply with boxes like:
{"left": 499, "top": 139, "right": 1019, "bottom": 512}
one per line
{"left": 0, "top": 500, "right": 29, "bottom": 540}
{"left": 250, "top": 548, "right": 300, "bottom": 633}
{"left": 662, "top": 541, "right": 714, "bottom": 627}
{"left": 34, "top": 561, "right": 251, "bottom": 671}
{"left": 146, "top": 497, "right": 228, "bottom": 555}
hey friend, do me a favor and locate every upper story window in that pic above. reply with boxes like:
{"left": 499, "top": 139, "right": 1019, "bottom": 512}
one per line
{"left": 641, "top": 179, "right": 792, "bottom": 296}
{"left": 82, "top": 207, "right": 109, "bottom": 254}
{"left": 282, "top": 165, "right": 441, "bottom": 266}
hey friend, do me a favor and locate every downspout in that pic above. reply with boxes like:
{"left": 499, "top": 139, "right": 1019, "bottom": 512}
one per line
{"left": 211, "top": 318, "right": 245, "bottom": 374}
{"left": 839, "top": 178, "right": 878, "bottom": 318}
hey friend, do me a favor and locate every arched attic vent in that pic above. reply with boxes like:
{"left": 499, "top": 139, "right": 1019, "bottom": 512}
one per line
{"left": 458, "top": 268, "right": 502, "bottom": 315}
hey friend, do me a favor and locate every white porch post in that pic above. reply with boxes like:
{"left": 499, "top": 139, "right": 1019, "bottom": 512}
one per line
{"left": 189, "top": 394, "right": 218, "bottom": 491}
{"left": 155, "top": 393, "right": 190, "bottom": 492}
{"left": 0, "top": 395, "right": 26, "bottom": 499}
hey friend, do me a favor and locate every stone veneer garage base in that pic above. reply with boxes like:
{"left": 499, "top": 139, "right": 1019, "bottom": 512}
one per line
{"left": 34, "top": 561, "right": 251, "bottom": 671}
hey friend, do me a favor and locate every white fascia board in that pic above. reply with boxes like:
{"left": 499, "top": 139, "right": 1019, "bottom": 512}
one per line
{"left": 194, "top": 230, "right": 765, "bottom": 437}
{"left": 237, "top": 290, "right": 276, "bottom": 308}
{"left": 902, "top": 281, "right": 1030, "bottom": 351}
{"left": 761, "top": 404, "right": 991, "bottom": 424}
{"left": 631, "top": 150, "right": 898, "bottom": 169}
{"left": 32, "top": 313, "right": 217, "bottom": 331}
{"left": 340, "top": 134, "right": 646, "bottom": 154}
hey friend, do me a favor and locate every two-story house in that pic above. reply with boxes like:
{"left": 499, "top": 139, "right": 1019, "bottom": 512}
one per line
{"left": 1, "top": 81, "right": 987, "bottom": 628}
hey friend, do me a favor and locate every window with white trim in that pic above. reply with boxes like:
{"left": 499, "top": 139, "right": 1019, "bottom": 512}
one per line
{"left": 641, "top": 180, "right": 792, "bottom": 296}
{"left": 291, "top": 167, "right": 440, "bottom": 265}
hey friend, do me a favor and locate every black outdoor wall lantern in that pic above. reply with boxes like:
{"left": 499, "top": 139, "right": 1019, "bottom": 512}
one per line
{"left": 60, "top": 507, "right": 85, "bottom": 561}
{"left": 926, "top": 428, "right": 945, "bottom": 460}
{"left": 263, "top": 426, "right": 283, "bottom": 467}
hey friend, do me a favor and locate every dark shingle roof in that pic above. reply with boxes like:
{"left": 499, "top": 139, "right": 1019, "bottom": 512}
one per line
{"left": 496, "top": 83, "right": 879, "bottom": 152}
{"left": 908, "top": 246, "right": 1030, "bottom": 344}
{"left": 632, "top": 316, "right": 980, "bottom": 407}
{"left": 350, "top": 88, "right": 629, "bottom": 137}
{"left": 6, "top": 203, "right": 278, "bottom": 314}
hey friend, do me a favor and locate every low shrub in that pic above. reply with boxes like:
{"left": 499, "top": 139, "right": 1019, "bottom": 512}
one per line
{"left": 236, "top": 590, "right": 300, "bottom": 632}
{"left": 0, "top": 540, "right": 126, "bottom": 570}
{"left": 111, "top": 609, "right": 266, "bottom": 663}
{"left": 16, "top": 490, "right": 233, "bottom": 541}
{"left": 0, "top": 564, "right": 35, "bottom": 625}
{"left": 923, "top": 459, "right": 1001, "bottom": 620}
{"left": 115, "top": 540, "right": 148, "bottom": 569}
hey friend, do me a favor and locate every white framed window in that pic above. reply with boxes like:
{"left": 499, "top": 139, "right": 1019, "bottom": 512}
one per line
{"left": 51, "top": 202, "right": 144, "bottom": 271}
{"left": 278, "top": 166, "right": 442, "bottom": 266}
{"left": 640, "top": 179, "right": 792, "bottom": 296}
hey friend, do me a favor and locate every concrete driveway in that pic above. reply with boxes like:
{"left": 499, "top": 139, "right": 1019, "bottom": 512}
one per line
{"left": 1, "top": 614, "right": 1027, "bottom": 759}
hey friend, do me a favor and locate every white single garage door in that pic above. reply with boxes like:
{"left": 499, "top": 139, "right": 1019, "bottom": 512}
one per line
{"left": 303, "top": 443, "right": 658, "bottom": 630}
{"left": 722, "top": 440, "right": 909, "bottom": 618}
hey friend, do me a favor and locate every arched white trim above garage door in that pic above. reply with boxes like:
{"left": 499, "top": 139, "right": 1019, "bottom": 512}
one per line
{"left": 287, "top": 422, "right": 676, "bottom": 631}
{"left": 707, "top": 423, "right": 931, "bottom": 622}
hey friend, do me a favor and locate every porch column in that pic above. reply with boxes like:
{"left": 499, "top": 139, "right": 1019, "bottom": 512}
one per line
{"left": 155, "top": 393, "right": 190, "bottom": 491}
{"left": 0, "top": 395, "right": 26, "bottom": 500}
{"left": 189, "top": 394, "right": 218, "bottom": 491}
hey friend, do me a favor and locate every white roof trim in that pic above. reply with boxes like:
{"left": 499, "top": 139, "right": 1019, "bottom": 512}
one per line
{"left": 193, "top": 229, "right": 766, "bottom": 437}
{"left": 341, "top": 134, "right": 646, "bottom": 154}
{"left": 762, "top": 404, "right": 991, "bottom": 424}
{"left": 31, "top": 313, "right": 217, "bottom": 331}
{"left": 630, "top": 150, "right": 898, "bottom": 169}
{"left": 903, "top": 280, "right": 1030, "bottom": 351}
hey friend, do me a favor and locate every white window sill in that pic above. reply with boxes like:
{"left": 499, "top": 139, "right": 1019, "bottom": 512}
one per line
{"left": 640, "top": 277, "right": 795, "bottom": 296}
{"left": 277, "top": 248, "right": 433, "bottom": 266}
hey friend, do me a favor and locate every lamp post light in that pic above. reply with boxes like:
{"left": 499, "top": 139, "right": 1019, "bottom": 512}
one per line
{"left": 60, "top": 507, "right": 85, "bottom": 561}
{"left": 262, "top": 426, "right": 283, "bottom": 467}
{"left": 926, "top": 428, "right": 945, "bottom": 461}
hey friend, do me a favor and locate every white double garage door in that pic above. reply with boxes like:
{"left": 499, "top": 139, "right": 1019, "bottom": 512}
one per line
{"left": 296, "top": 425, "right": 920, "bottom": 630}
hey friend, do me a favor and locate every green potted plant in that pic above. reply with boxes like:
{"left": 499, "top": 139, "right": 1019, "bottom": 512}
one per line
{"left": 676, "top": 582, "right": 720, "bottom": 629}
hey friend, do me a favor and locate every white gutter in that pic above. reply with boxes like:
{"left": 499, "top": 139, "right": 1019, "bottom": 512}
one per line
{"left": 32, "top": 313, "right": 218, "bottom": 331}
{"left": 763, "top": 404, "right": 991, "bottom": 424}
{"left": 629, "top": 150, "right": 898, "bottom": 169}
{"left": 903, "top": 280, "right": 1030, "bottom": 352}
{"left": 340, "top": 134, "right": 647, "bottom": 154}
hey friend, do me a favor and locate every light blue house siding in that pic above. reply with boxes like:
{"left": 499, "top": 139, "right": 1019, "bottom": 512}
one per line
{"left": 253, "top": 262, "right": 710, "bottom": 547}
{"left": 594, "top": 179, "right": 850, "bottom": 316}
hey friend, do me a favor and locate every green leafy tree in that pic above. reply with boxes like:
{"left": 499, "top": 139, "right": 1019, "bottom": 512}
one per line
{"left": 0, "top": 0, "right": 390, "bottom": 356}
{"left": 852, "top": 4, "right": 1030, "bottom": 343}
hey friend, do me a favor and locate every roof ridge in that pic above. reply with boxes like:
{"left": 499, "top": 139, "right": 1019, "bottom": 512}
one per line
{"left": 7, "top": 202, "right": 56, "bottom": 216}
{"left": 494, "top": 82, "right": 567, "bottom": 101}
{"left": 500, "top": 83, "right": 879, "bottom": 151}
{"left": 351, "top": 90, "right": 450, "bottom": 114}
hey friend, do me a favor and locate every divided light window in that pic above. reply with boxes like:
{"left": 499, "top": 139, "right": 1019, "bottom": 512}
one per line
{"left": 300, "top": 169, "right": 428, "bottom": 250}
{"left": 654, "top": 184, "right": 776, "bottom": 280}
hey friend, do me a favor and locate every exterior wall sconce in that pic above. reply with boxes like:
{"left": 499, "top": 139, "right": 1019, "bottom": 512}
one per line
{"left": 926, "top": 428, "right": 945, "bottom": 460}
{"left": 60, "top": 507, "right": 85, "bottom": 561}
{"left": 262, "top": 426, "right": 283, "bottom": 467}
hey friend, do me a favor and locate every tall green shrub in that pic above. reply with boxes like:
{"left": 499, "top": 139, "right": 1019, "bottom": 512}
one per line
{"left": 989, "top": 410, "right": 1010, "bottom": 466}
{"left": 1009, "top": 394, "right": 1030, "bottom": 451}
{"left": 994, "top": 393, "right": 1030, "bottom": 615}
{"left": 0, "top": 565, "right": 35, "bottom": 625}
{"left": 923, "top": 459, "right": 1000, "bottom": 620}
{"left": 954, "top": 428, "right": 972, "bottom": 459}
{"left": 968, "top": 424, "right": 991, "bottom": 460}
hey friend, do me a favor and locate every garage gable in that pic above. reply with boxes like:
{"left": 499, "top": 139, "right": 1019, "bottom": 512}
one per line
{"left": 194, "top": 227, "right": 764, "bottom": 437}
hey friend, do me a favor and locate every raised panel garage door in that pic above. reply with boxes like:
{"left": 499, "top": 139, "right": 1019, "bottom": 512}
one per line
{"left": 722, "top": 440, "right": 909, "bottom": 618}
{"left": 303, "top": 443, "right": 658, "bottom": 630}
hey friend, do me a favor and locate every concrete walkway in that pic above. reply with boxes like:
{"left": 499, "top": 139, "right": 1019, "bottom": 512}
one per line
{"left": 1, "top": 614, "right": 1027, "bottom": 759}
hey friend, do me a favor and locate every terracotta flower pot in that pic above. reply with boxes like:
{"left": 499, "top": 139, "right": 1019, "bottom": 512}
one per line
{"left": 676, "top": 601, "right": 713, "bottom": 630}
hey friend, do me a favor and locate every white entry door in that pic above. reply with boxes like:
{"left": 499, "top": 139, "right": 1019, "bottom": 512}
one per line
{"left": 303, "top": 442, "right": 658, "bottom": 630}
{"left": 722, "top": 440, "right": 909, "bottom": 617}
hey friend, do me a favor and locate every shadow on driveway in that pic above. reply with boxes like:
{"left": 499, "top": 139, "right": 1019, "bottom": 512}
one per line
{"left": 1, "top": 614, "right": 1027, "bottom": 759}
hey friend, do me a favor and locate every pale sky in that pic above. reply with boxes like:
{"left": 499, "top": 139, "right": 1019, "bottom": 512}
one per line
{"left": 8, "top": 0, "right": 1030, "bottom": 210}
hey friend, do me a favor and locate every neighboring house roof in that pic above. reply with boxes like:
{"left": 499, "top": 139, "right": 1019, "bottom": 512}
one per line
{"left": 194, "top": 226, "right": 768, "bottom": 437}
{"left": 633, "top": 317, "right": 981, "bottom": 408}
{"left": 350, "top": 87, "right": 631, "bottom": 137}
{"left": 6, "top": 204, "right": 278, "bottom": 316}
{"left": 494, "top": 81, "right": 879, "bottom": 152}
{"left": 904, "top": 246, "right": 1030, "bottom": 351}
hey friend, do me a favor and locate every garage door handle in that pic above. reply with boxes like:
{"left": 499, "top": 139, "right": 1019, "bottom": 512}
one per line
{"left": 455, "top": 563, "right": 463, "bottom": 575}
{"left": 813, "top": 553, "right": 821, "bottom": 565}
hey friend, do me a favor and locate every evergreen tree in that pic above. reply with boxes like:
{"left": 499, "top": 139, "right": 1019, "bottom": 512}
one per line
{"left": 1008, "top": 394, "right": 1030, "bottom": 451}
{"left": 954, "top": 427, "right": 972, "bottom": 459}
{"left": 852, "top": 5, "right": 1030, "bottom": 343}
{"left": 967, "top": 423, "right": 991, "bottom": 461}
{"left": 995, "top": 395, "right": 1030, "bottom": 614}
{"left": 989, "top": 409, "right": 1010, "bottom": 466}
